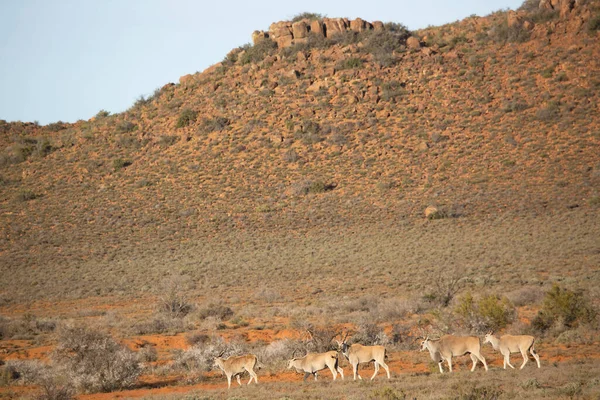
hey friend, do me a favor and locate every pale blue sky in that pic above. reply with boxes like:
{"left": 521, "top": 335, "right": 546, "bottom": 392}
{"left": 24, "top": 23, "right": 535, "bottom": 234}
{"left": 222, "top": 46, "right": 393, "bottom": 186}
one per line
{"left": 0, "top": 0, "right": 523, "bottom": 125}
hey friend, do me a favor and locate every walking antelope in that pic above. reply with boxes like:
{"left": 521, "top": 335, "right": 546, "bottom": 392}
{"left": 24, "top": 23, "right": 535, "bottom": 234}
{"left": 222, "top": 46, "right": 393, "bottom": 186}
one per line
{"left": 287, "top": 350, "right": 344, "bottom": 381}
{"left": 213, "top": 353, "right": 259, "bottom": 389}
{"left": 337, "top": 334, "right": 390, "bottom": 380}
{"left": 484, "top": 332, "right": 541, "bottom": 370}
{"left": 420, "top": 335, "right": 488, "bottom": 373}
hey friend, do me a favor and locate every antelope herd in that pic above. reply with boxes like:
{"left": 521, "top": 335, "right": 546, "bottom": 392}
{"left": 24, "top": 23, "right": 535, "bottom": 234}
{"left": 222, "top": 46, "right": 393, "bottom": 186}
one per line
{"left": 212, "top": 331, "right": 542, "bottom": 389}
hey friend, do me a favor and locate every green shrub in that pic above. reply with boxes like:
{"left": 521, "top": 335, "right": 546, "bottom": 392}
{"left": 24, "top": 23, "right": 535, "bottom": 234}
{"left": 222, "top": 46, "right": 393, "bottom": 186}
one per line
{"left": 489, "top": 20, "right": 530, "bottom": 43}
{"left": 588, "top": 14, "right": 600, "bottom": 32}
{"left": 370, "top": 387, "right": 407, "bottom": 400}
{"left": 176, "top": 109, "right": 198, "bottom": 128}
{"left": 291, "top": 12, "right": 323, "bottom": 22}
{"left": 18, "top": 189, "right": 40, "bottom": 202}
{"left": 239, "top": 38, "right": 278, "bottom": 65}
{"left": 455, "top": 293, "right": 515, "bottom": 332}
{"left": 478, "top": 295, "right": 515, "bottom": 330}
{"left": 46, "top": 121, "right": 67, "bottom": 132}
{"left": 336, "top": 57, "right": 363, "bottom": 70}
{"left": 532, "top": 284, "right": 597, "bottom": 332}
{"left": 113, "top": 158, "right": 132, "bottom": 171}
{"left": 199, "top": 116, "right": 230, "bottom": 133}
{"left": 116, "top": 121, "right": 136, "bottom": 133}
{"left": 362, "top": 25, "right": 410, "bottom": 67}
{"left": 95, "top": 110, "right": 110, "bottom": 118}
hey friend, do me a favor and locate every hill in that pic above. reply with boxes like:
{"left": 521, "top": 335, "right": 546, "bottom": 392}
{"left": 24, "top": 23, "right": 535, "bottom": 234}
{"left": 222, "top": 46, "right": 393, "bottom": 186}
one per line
{"left": 0, "top": 2, "right": 600, "bottom": 398}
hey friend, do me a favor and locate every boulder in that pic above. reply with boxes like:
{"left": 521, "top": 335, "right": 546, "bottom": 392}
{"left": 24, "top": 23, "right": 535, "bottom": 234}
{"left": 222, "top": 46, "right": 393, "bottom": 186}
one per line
{"left": 425, "top": 206, "right": 440, "bottom": 219}
{"left": 373, "top": 21, "right": 384, "bottom": 31}
{"left": 310, "top": 20, "right": 325, "bottom": 37}
{"left": 350, "top": 18, "right": 372, "bottom": 32}
{"left": 252, "top": 30, "right": 269, "bottom": 45}
{"left": 269, "top": 21, "right": 294, "bottom": 48}
{"left": 292, "top": 21, "right": 309, "bottom": 39}
{"left": 323, "top": 18, "right": 349, "bottom": 36}
{"left": 507, "top": 11, "right": 523, "bottom": 28}
{"left": 406, "top": 36, "right": 421, "bottom": 49}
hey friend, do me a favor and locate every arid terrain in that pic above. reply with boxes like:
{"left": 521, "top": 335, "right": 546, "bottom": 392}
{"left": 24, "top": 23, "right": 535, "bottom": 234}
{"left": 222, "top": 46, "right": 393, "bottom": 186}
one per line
{"left": 1, "top": 0, "right": 599, "bottom": 399}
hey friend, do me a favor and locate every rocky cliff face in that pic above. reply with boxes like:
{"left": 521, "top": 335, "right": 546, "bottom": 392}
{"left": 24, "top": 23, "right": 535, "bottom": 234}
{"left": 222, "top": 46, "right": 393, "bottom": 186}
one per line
{"left": 253, "top": 17, "right": 384, "bottom": 48}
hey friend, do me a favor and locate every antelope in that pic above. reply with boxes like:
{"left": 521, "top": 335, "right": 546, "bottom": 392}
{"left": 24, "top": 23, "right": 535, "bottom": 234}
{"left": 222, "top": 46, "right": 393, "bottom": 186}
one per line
{"left": 287, "top": 350, "right": 344, "bottom": 381}
{"left": 483, "top": 332, "right": 541, "bottom": 370}
{"left": 213, "top": 353, "right": 259, "bottom": 389}
{"left": 420, "top": 335, "right": 488, "bottom": 373}
{"left": 337, "top": 334, "right": 390, "bottom": 380}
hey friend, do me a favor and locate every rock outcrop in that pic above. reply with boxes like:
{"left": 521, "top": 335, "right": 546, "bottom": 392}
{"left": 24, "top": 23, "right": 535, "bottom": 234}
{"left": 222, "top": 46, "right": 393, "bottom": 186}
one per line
{"left": 255, "top": 17, "right": 384, "bottom": 48}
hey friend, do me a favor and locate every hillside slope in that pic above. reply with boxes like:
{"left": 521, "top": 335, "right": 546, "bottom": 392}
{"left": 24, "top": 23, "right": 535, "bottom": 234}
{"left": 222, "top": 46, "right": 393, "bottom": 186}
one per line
{"left": 1, "top": 1, "right": 599, "bottom": 303}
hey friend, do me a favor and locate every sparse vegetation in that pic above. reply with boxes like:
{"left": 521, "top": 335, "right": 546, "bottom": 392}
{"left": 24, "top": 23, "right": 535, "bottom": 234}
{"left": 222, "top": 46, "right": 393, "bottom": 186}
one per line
{"left": 176, "top": 109, "right": 198, "bottom": 128}
{"left": 1, "top": 3, "right": 600, "bottom": 398}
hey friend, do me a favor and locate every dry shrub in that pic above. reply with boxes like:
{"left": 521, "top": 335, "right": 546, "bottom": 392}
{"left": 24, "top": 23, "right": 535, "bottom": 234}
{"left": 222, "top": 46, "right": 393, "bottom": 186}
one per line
{"left": 3, "top": 360, "right": 47, "bottom": 384}
{"left": 52, "top": 325, "right": 140, "bottom": 393}
{"left": 138, "top": 346, "right": 158, "bottom": 363}
{"left": 350, "top": 321, "right": 389, "bottom": 346}
{"left": 370, "top": 386, "right": 408, "bottom": 400}
{"left": 255, "top": 339, "right": 303, "bottom": 372}
{"left": 0, "top": 314, "right": 56, "bottom": 340}
{"left": 196, "top": 303, "right": 234, "bottom": 321}
{"left": 33, "top": 370, "right": 75, "bottom": 400}
{"left": 506, "top": 286, "right": 545, "bottom": 307}
{"left": 172, "top": 336, "right": 247, "bottom": 373}
{"left": 254, "top": 287, "right": 283, "bottom": 303}
{"left": 376, "top": 298, "right": 422, "bottom": 321}
{"left": 157, "top": 275, "right": 195, "bottom": 318}
{"left": 424, "top": 271, "right": 466, "bottom": 308}
{"left": 131, "top": 314, "right": 187, "bottom": 335}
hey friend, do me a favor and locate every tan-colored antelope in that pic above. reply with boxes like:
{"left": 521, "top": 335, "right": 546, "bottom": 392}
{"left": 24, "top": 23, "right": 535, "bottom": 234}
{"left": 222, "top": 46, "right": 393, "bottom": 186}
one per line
{"left": 484, "top": 333, "right": 541, "bottom": 370}
{"left": 337, "top": 336, "right": 390, "bottom": 380}
{"left": 213, "top": 353, "right": 259, "bottom": 389}
{"left": 420, "top": 335, "right": 488, "bottom": 373}
{"left": 287, "top": 350, "right": 344, "bottom": 381}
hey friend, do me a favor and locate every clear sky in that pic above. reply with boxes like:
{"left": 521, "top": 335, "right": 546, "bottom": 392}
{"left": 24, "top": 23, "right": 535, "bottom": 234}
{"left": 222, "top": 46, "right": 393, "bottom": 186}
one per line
{"left": 0, "top": 0, "right": 524, "bottom": 125}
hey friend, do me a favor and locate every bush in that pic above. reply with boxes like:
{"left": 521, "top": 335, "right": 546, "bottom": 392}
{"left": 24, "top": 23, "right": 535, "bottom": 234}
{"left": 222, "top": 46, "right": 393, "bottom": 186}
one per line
{"left": 351, "top": 323, "right": 389, "bottom": 346}
{"left": 588, "top": 14, "right": 600, "bottom": 33}
{"left": 362, "top": 25, "right": 410, "bottom": 67}
{"left": 158, "top": 276, "right": 194, "bottom": 318}
{"left": 455, "top": 293, "right": 515, "bottom": 332}
{"left": 4, "top": 360, "right": 47, "bottom": 384}
{"left": 95, "top": 110, "right": 110, "bottom": 118}
{"left": 370, "top": 387, "right": 407, "bottom": 400}
{"left": 116, "top": 121, "right": 136, "bottom": 133}
{"left": 381, "top": 81, "right": 407, "bottom": 102}
{"left": 291, "top": 12, "right": 323, "bottom": 22}
{"left": 488, "top": 20, "right": 530, "bottom": 43}
{"left": 199, "top": 116, "right": 230, "bottom": 133}
{"left": 336, "top": 57, "right": 363, "bottom": 70}
{"left": 532, "top": 284, "right": 597, "bottom": 333}
{"left": 176, "top": 109, "right": 198, "bottom": 128}
{"left": 53, "top": 325, "right": 140, "bottom": 393}
{"left": 197, "top": 303, "right": 234, "bottom": 321}
{"left": 18, "top": 189, "right": 40, "bottom": 202}
{"left": 113, "top": 158, "right": 132, "bottom": 172}
{"left": 173, "top": 336, "right": 245, "bottom": 373}
{"left": 239, "top": 39, "right": 278, "bottom": 65}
